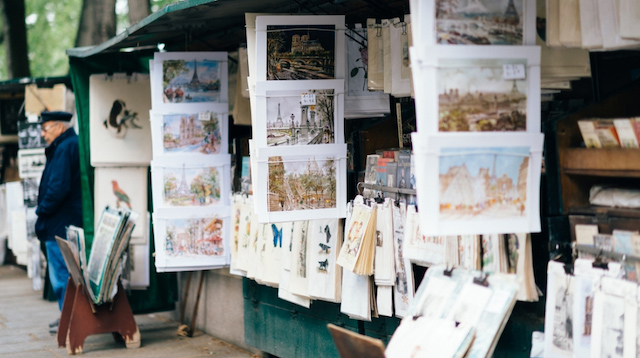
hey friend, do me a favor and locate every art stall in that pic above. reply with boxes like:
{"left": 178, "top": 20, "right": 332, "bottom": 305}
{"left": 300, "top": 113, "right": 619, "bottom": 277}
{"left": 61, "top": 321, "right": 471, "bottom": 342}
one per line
{"left": 60, "top": 0, "right": 640, "bottom": 357}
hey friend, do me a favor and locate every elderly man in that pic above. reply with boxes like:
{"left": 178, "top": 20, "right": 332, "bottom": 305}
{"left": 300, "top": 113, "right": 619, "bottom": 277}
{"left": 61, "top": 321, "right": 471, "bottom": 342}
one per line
{"left": 35, "top": 111, "right": 83, "bottom": 334}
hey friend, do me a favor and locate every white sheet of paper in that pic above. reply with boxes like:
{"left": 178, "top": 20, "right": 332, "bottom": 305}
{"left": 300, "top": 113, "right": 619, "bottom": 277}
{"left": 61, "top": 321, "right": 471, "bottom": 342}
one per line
{"left": 376, "top": 285, "right": 393, "bottom": 317}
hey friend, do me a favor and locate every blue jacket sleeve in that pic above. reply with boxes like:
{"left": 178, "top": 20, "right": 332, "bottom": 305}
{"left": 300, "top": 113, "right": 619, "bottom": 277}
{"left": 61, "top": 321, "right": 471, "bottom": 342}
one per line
{"left": 35, "top": 144, "right": 75, "bottom": 216}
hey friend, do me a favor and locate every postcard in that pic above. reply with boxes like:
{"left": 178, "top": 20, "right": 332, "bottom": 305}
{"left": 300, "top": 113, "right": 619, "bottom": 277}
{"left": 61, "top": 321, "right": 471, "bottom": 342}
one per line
{"left": 94, "top": 166, "right": 148, "bottom": 240}
{"left": 418, "top": 0, "right": 536, "bottom": 46}
{"left": 413, "top": 45, "right": 540, "bottom": 134}
{"left": 253, "top": 80, "right": 344, "bottom": 148}
{"left": 152, "top": 52, "right": 229, "bottom": 111}
{"left": 255, "top": 15, "right": 346, "bottom": 81}
{"left": 153, "top": 211, "right": 229, "bottom": 271}
{"left": 412, "top": 132, "right": 544, "bottom": 236}
{"left": 151, "top": 156, "right": 231, "bottom": 216}
{"left": 150, "top": 106, "right": 228, "bottom": 158}
{"left": 89, "top": 73, "right": 152, "bottom": 166}
{"left": 17, "top": 148, "right": 46, "bottom": 179}
{"left": 255, "top": 144, "right": 347, "bottom": 223}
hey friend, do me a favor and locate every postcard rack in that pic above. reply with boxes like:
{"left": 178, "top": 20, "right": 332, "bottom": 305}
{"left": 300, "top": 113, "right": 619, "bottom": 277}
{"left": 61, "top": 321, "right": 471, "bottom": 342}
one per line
{"left": 57, "top": 279, "right": 140, "bottom": 355}
{"left": 575, "top": 244, "right": 640, "bottom": 264}
{"left": 358, "top": 182, "right": 417, "bottom": 196}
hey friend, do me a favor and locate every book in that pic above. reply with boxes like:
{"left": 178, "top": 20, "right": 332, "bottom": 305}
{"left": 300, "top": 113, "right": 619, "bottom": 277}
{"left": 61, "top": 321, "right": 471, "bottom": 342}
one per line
{"left": 594, "top": 119, "right": 620, "bottom": 147}
{"left": 382, "top": 149, "right": 399, "bottom": 161}
{"left": 337, "top": 196, "right": 377, "bottom": 276}
{"left": 385, "top": 162, "right": 398, "bottom": 188}
{"left": 396, "top": 151, "right": 411, "bottom": 189}
{"left": 631, "top": 118, "right": 640, "bottom": 144}
{"left": 375, "top": 157, "right": 392, "bottom": 199}
{"left": 363, "top": 154, "right": 380, "bottom": 199}
{"left": 577, "top": 120, "right": 602, "bottom": 148}
{"left": 613, "top": 118, "right": 639, "bottom": 148}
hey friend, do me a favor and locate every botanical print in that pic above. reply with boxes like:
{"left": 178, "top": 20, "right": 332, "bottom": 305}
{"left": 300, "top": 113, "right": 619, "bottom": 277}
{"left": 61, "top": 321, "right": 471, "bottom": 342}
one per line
{"left": 164, "top": 217, "right": 225, "bottom": 257}
{"left": 265, "top": 90, "right": 335, "bottom": 146}
{"left": 163, "top": 166, "right": 221, "bottom": 206}
{"left": 435, "top": 0, "right": 524, "bottom": 45}
{"left": 267, "top": 155, "right": 337, "bottom": 212}
{"left": 162, "top": 113, "right": 222, "bottom": 154}
{"left": 347, "top": 28, "right": 369, "bottom": 94}
{"left": 162, "top": 59, "right": 222, "bottom": 103}
{"left": 267, "top": 25, "right": 336, "bottom": 80}
{"left": 439, "top": 146, "right": 529, "bottom": 220}
{"left": 438, "top": 59, "right": 527, "bottom": 131}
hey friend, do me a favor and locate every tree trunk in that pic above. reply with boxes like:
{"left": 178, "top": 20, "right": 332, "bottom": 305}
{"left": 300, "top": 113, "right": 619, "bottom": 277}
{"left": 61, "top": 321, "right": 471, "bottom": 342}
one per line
{"left": 0, "top": 0, "right": 30, "bottom": 78}
{"left": 75, "top": 0, "right": 117, "bottom": 47}
{"left": 128, "top": 0, "right": 150, "bottom": 25}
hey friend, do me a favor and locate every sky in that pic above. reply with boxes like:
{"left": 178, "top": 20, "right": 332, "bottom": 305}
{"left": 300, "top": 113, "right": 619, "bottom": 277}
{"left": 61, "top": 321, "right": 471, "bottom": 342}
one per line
{"left": 439, "top": 146, "right": 529, "bottom": 183}
{"left": 270, "top": 154, "right": 335, "bottom": 176}
{"left": 438, "top": 59, "right": 527, "bottom": 95}
{"left": 266, "top": 91, "right": 332, "bottom": 127}
{"left": 167, "top": 59, "right": 220, "bottom": 85}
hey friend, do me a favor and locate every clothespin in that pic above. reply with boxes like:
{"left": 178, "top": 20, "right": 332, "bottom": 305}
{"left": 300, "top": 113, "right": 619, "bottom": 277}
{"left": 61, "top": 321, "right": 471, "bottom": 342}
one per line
{"left": 563, "top": 263, "right": 573, "bottom": 275}
{"left": 375, "top": 18, "right": 382, "bottom": 37}
{"left": 443, "top": 266, "right": 454, "bottom": 277}
{"left": 592, "top": 250, "right": 608, "bottom": 270}
{"left": 473, "top": 273, "right": 489, "bottom": 287}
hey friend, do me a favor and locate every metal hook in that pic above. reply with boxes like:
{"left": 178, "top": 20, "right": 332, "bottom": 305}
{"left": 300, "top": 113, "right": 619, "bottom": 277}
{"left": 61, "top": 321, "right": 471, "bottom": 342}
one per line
{"left": 357, "top": 182, "right": 364, "bottom": 196}
{"left": 401, "top": 22, "right": 407, "bottom": 35}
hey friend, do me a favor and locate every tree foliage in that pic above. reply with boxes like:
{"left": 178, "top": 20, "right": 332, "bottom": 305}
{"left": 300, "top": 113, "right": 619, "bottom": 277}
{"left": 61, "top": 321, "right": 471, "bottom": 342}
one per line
{"left": 0, "top": 0, "right": 181, "bottom": 80}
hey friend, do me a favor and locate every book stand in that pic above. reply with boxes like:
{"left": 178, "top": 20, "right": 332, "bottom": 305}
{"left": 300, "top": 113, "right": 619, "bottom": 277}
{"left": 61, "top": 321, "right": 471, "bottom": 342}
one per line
{"left": 56, "top": 278, "right": 140, "bottom": 355}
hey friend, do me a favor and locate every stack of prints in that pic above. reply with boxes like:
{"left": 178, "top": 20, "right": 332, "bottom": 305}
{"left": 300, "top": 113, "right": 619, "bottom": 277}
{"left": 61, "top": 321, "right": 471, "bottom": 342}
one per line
{"left": 149, "top": 52, "right": 232, "bottom": 272}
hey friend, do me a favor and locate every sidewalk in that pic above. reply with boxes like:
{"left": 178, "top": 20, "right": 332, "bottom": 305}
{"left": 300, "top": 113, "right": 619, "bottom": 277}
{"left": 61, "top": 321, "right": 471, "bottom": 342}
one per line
{"left": 0, "top": 265, "right": 257, "bottom": 358}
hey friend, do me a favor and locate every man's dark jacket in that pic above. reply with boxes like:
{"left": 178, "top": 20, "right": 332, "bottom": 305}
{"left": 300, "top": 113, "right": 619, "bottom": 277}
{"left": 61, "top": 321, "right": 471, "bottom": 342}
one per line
{"left": 36, "top": 128, "right": 83, "bottom": 242}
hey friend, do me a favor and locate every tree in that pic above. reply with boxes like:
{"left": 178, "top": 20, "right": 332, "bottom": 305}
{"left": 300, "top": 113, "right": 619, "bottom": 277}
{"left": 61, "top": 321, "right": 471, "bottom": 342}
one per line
{"left": 127, "top": 0, "right": 149, "bottom": 25}
{"left": 0, "top": 0, "right": 31, "bottom": 78}
{"left": 75, "top": 0, "right": 116, "bottom": 47}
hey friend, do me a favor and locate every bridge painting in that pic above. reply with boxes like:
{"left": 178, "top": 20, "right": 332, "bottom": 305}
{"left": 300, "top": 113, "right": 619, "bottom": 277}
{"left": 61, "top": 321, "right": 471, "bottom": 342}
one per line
{"left": 265, "top": 89, "right": 335, "bottom": 146}
{"left": 267, "top": 25, "right": 336, "bottom": 80}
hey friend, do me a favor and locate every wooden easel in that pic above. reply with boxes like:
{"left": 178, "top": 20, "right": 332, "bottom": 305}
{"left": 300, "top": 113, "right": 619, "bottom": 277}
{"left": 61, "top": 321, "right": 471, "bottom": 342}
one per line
{"left": 56, "top": 279, "right": 140, "bottom": 354}
{"left": 177, "top": 270, "right": 206, "bottom": 337}
{"left": 55, "top": 237, "right": 140, "bottom": 355}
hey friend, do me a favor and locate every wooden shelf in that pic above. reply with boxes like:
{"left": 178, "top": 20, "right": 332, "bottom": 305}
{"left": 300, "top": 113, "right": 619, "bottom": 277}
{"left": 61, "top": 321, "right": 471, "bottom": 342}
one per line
{"left": 562, "top": 148, "right": 640, "bottom": 178}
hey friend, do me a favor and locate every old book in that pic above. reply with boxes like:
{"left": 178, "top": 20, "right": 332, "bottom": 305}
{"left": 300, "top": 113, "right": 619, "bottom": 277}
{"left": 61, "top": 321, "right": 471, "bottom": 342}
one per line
{"left": 337, "top": 196, "right": 377, "bottom": 276}
{"left": 385, "top": 162, "right": 398, "bottom": 189}
{"left": 575, "top": 224, "right": 599, "bottom": 246}
{"left": 396, "top": 151, "right": 411, "bottom": 189}
{"left": 632, "top": 118, "right": 640, "bottom": 143}
{"left": 363, "top": 154, "right": 380, "bottom": 199}
{"left": 559, "top": 0, "right": 582, "bottom": 47}
{"left": 577, "top": 120, "right": 602, "bottom": 148}
{"left": 375, "top": 157, "right": 392, "bottom": 198}
{"left": 594, "top": 119, "right": 620, "bottom": 147}
{"left": 613, "top": 118, "right": 640, "bottom": 148}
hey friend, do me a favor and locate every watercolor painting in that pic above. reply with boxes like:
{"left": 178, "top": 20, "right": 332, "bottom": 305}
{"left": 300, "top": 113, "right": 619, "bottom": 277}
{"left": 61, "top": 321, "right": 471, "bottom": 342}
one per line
{"left": 162, "top": 113, "right": 222, "bottom": 154}
{"left": 435, "top": 0, "right": 524, "bottom": 45}
{"left": 266, "top": 90, "right": 334, "bottom": 146}
{"left": 162, "top": 59, "right": 222, "bottom": 103}
{"left": 267, "top": 25, "right": 336, "bottom": 80}
{"left": 164, "top": 217, "right": 225, "bottom": 257}
{"left": 347, "top": 28, "right": 369, "bottom": 94}
{"left": 163, "top": 166, "right": 221, "bottom": 206}
{"left": 439, "top": 146, "right": 529, "bottom": 220}
{"left": 267, "top": 155, "right": 337, "bottom": 212}
{"left": 438, "top": 58, "right": 527, "bottom": 131}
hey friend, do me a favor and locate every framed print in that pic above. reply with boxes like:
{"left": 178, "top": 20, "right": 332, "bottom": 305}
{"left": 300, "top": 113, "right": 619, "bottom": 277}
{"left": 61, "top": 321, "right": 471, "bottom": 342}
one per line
{"left": 255, "top": 15, "right": 346, "bottom": 81}
{"left": 420, "top": 0, "right": 537, "bottom": 46}
{"left": 153, "top": 210, "right": 230, "bottom": 271}
{"left": 94, "top": 166, "right": 148, "bottom": 241}
{"left": 90, "top": 73, "right": 152, "bottom": 166}
{"left": 345, "top": 26, "right": 390, "bottom": 118}
{"left": 255, "top": 144, "right": 347, "bottom": 223}
{"left": 150, "top": 106, "right": 228, "bottom": 159}
{"left": 411, "top": 132, "right": 544, "bottom": 236}
{"left": 17, "top": 148, "right": 46, "bottom": 179}
{"left": 253, "top": 80, "right": 344, "bottom": 148}
{"left": 151, "top": 155, "right": 231, "bottom": 216}
{"left": 413, "top": 45, "right": 540, "bottom": 133}
{"left": 17, "top": 122, "right": 45, "bottom": 149}
{"left": 152, "top": 52, "right": 229, "bottom": 111}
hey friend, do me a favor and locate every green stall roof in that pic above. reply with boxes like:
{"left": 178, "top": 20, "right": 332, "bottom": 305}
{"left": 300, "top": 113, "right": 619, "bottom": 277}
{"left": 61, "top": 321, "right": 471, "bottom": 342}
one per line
{"left": 66, "top": 0, "right": 408, "bottom": 58}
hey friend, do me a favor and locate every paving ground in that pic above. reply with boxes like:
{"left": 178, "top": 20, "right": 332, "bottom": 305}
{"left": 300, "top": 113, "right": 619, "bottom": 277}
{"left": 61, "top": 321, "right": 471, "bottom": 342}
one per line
{"left": 0, "top": 264, "right": 258, "bottom": 358}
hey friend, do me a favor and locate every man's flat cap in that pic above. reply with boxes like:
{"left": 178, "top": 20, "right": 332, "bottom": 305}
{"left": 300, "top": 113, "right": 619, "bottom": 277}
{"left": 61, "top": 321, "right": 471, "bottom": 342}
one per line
{"left": 40, "top": 111, "right": 73, "bottom": 123}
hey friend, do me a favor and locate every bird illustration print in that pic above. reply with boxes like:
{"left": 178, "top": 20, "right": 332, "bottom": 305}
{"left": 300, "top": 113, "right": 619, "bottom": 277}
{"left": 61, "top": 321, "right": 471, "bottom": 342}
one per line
{"left": 111, "top": 180, "right": 132, "bottom": 209}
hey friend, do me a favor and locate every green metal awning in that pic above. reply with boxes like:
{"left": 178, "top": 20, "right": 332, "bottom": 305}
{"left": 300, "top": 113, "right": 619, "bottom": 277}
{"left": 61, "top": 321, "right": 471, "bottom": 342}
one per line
{"left": 66, "top": 0, "right": 408, "bottom": 58}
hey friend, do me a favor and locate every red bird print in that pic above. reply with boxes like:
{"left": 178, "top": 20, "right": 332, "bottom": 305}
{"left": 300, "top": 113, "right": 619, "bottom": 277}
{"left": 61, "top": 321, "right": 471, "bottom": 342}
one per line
{"left": 111, "top": 180, "right": 132, "bottom": 209}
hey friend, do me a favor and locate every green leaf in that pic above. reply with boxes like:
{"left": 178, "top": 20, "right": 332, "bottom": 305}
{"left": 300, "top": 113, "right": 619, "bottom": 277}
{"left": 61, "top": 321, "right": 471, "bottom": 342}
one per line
{"left": 350, "top": 68, "right": 359, "bottom": 77}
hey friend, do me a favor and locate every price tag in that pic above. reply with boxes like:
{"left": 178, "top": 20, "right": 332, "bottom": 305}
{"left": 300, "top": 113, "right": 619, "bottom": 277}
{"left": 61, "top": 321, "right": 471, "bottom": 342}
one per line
{"left": 198, "top": 111, "right": 211, "bottom": 121}
{"left": 301, "top": 93, "right": 316, "bottom": 106}
{"left": 502, "top": 64, "right": 526, "bottom": 80}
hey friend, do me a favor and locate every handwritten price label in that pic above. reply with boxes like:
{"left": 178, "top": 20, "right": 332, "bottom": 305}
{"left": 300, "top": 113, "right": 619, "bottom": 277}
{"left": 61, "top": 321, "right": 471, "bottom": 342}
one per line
{"left": 301, "top": 93, "right": 316, "bottom": 106}
{"left": 198, "top": 111, "right": 211, "bottom": 121}
{"left": 502, "top": 64, "right": 526, "bottom": 80}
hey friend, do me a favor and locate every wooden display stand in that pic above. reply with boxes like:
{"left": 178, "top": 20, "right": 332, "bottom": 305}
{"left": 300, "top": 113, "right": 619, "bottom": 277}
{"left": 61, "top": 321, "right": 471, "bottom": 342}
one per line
{"left": 56, "top": 279, "right": 140, "bottom": 355}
